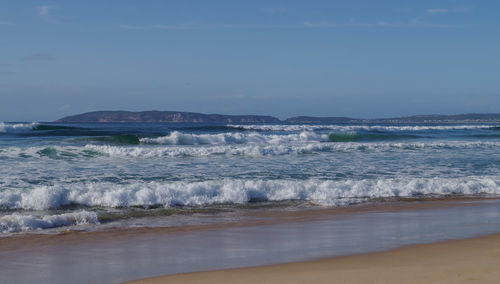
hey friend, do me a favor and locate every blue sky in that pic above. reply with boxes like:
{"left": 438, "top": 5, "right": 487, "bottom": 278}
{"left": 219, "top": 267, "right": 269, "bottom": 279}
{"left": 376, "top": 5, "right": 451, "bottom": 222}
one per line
{"left": 0, "top": 0, "right": 499, "bottom": 121}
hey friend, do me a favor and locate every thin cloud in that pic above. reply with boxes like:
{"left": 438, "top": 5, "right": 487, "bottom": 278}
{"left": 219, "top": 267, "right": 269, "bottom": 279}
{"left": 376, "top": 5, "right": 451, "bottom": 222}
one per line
{"left": 303, "top": 21, "right": 373, "bottom": 28}
{"left": 22, "top": 53, "right": 56, "bottom": 62}
{"left": 58, "top": 104, "right": 71, "bottom": 111}
{"left": 393, "top": 7, "right": 412, "bottom": 13}
{"left": 37, "top": 5, "right": 62, "bottom": 24}
{"left": 302, "top": 20, "right": 452, "bottom": 28}
{"left": 152, "top": 23, "right": 288, "bottom": 30}
{"left": 38, "top": 5, "right": 55, "bottom": 17}
{"left": 119, "top": 20, "right": 453, "bottom": 31}
{"left": 427, "top": 6, "right": 472, "bottom": 14}
{"left": 262, "top": 8, "right": 288, "bottom": 14}
{"left": 119, "top": 23, "right": 289, "bottom": 30}
{"left": 427, "top": 9, "right": 449, "bottom": 14}
{"left": 394, "top": 8, "right": 412, "bottom": 13}
{"left": 0, "top": 21, "right": 15, "bottom": 26}
{"left": 118, "top": 24, "right": 144, "bottom": 30}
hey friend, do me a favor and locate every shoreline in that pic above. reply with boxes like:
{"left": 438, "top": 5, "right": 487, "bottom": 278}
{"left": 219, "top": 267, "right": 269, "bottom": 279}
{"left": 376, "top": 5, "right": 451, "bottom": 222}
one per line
{"left": 1, "top": 197, "right": 492, "bottom": 251}
{"left": 127, "top": 232, "right": 500, "bottom": 284}
{"left": 2, "top": 198, "right": 500, "bottom": 284}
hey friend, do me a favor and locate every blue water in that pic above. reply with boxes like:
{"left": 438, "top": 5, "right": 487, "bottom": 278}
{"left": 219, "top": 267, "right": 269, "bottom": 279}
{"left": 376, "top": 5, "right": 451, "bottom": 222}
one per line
{"left": 1, "top": 121, "right": 499, "bottom": 233}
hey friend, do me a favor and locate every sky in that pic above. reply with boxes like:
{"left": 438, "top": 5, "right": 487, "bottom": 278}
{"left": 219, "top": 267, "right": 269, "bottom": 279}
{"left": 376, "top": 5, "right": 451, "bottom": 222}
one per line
{"left": 0, "top": 0, "right": 499, "bottom": 121}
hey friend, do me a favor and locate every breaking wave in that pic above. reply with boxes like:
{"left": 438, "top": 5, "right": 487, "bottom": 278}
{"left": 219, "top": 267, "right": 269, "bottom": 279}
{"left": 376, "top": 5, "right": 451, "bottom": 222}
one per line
{"left": 0, "top": 122, "right": 38, "bottom": 133}
{"left": 32, "top": 124, "right": 85, "bottom": 131}
{"left": 88, "top": 141, "right": 500, "bottom": 158}
{"left": 229, "top": 124, "right": 500, "bottom": 132}
{"left": 328, "top": 133, "right": 419, "bottom": 142}
{"left": 140, "top": 131, "right": 421, "bottom": 145}
{"left": 73, "top": 134, "right": 141, "bottom": 145}
{"left": 0, "top": 177, "right": 498, "bottom": 210}
{"left": 0, "top": 122, "right": 87, "bottom": 135}
{"left": 86, "top": 143, "right": 332, "bottom": 157}
{"left": 0, "top": 211, "right": 99, "bottom": 233}
{"left": 140, "top": 131, "right": 330, "bottom": 145}
{"left": 1, "top": 141, "right": 500, "bottom": 159}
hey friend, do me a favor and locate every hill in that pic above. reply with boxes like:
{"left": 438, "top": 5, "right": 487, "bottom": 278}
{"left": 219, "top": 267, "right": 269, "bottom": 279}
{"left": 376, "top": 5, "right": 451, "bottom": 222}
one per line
{"left": 56, "top": 111, "right": 500, "bottom": 124}
{"left": 55, "top": 111, "right": 281, "bottom": 124}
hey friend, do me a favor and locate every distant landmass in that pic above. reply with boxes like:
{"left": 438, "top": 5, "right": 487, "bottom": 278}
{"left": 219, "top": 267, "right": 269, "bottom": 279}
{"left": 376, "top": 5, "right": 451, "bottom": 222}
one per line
{"left": 56, "top": 111, "right": 500, "bottom": 124}
{"left": 286, "top": 113, "right": 500, "bottom": 124}
{"left": 285, "top": 116, "right": 356, "bottom": 124}
{"left": 357, "top": 113, "right": 500, "bottom": 124}
{"left": 55, "top": 111, "right": 281, "bottom": 124}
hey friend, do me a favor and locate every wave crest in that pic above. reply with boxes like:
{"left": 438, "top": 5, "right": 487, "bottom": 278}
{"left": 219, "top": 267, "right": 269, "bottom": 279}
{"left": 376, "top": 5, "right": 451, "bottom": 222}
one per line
{"left": 229, "top": 124, "right": 500, "bottom": 132}
{"left": 0, "top": 211, "right": 99, "bottom": 233}
{"left": 0, "top": 122, "right": 38, "bottom": 133}
{"left": 141, "top": 131, "right": 330, "bottom": 145}
{"left": 1, "top": 141, "right": 500, "bottom": 159}
{"left": 1, "top": 177, "right": 498, "bottom": 210}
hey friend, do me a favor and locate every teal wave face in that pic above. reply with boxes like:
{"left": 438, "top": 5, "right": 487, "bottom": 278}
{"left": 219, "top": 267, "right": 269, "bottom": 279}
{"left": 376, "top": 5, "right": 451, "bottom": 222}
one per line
{"left": 328, "top": 133, "right": 363, "bottom": 142}
{"left": 36, "top": 147, "right": 59, "bottom": 159}
{"left": 32, "top": 124, "right": 85, "bottom": 131}
{"left": 175, "top": 125, "right": 248, "bottom": 131}
{"left": 93, "top": 134, "right": 141, "bottom": 145}
{"left": 72, "top": 134, "right": 141, "bottom": 145}
{"left": 328, "top": 133, "right": 419, "bottom": 142}
{"left": 35, "top": 147, "right": 84, "bottom": 159}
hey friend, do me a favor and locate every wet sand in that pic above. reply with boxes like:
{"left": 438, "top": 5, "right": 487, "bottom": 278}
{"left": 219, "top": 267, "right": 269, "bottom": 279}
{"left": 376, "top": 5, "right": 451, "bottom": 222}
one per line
{"left": 2, "top": 198, "right": 500, "bottom": 284}
{"left": 129, "top": 233, "right": 500, "bottom": 284}
{"left": 0, "top": 197, "right": 489, "bottom": 251}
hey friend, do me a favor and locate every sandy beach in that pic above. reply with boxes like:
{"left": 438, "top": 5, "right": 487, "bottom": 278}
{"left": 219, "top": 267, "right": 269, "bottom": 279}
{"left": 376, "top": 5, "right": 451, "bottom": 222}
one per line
{"left": 2, "top": 199, "right": 500, "bottom": 284}
{"left": 0, "top": 197, "right": 490, "bottom": 251}
{"left": 128, "top": 233, "right": 500, "bottom": 284}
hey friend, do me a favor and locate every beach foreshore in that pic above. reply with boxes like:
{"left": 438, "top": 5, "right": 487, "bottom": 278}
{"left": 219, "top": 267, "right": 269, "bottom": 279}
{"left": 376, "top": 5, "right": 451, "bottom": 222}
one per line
{"left": 126, "top": 233, "right": 500, "bottom": 284}
{"left": 2, "top": 198, "right": 500, "bottom": 284}
{"left": 0, "top": 197, "right": 491, "bottom": 251}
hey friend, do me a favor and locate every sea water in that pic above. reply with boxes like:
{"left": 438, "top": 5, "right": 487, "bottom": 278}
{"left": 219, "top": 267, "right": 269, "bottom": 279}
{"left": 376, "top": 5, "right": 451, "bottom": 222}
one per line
{"left": 1, "top": 121, "right": 499, "bottom": 234}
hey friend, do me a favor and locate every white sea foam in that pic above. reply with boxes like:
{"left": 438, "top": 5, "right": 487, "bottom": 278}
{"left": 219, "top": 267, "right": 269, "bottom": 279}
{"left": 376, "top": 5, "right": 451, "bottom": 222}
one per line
{"left": 0, "top": 122, "right": 38, "bottom": 133}
{"left": 1, "top": 140, "right": 499, "bottom": 160}
{"left": 0, "top": 145, "right": 102, "bottom": 159}
{"left": 140, "top": 131, "right": 329, "bottom": 145}
{"left": 85, "top": 143, "right": 332, "bottom": 157}
{"left": 1, "top": 177, "right": 498, "bottom": 210}
{"left": 229, "top": 124, "right": 499, "bottom": 132}
{"left": 0, "top": 211, "right": 99, "bottom": 233}
{"left": 88, "top": 141, "right": 500, "bottom": 158}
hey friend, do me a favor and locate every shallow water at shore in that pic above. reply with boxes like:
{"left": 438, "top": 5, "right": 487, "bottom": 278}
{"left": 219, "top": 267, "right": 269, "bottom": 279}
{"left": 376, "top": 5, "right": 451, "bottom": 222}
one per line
{"left": 1, "top": 199, "right": 500, "bottom": 283}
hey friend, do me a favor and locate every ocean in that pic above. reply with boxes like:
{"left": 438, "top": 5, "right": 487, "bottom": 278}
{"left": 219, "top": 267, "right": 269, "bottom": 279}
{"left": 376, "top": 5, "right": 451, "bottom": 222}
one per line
{"left": 1, "top": 121, "right": 499, "bottom": 234}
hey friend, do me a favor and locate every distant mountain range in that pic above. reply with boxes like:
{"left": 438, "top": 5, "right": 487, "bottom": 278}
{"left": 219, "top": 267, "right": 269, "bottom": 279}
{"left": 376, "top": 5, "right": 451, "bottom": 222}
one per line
{"left": 55, "top": 111, "right": 500, "bottom": 124}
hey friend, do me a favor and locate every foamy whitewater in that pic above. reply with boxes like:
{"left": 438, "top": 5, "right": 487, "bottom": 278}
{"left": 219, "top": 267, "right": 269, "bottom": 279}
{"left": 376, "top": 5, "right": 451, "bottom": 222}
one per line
{"left": 0, "top": 121, "right": 499, "bottom": 234}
